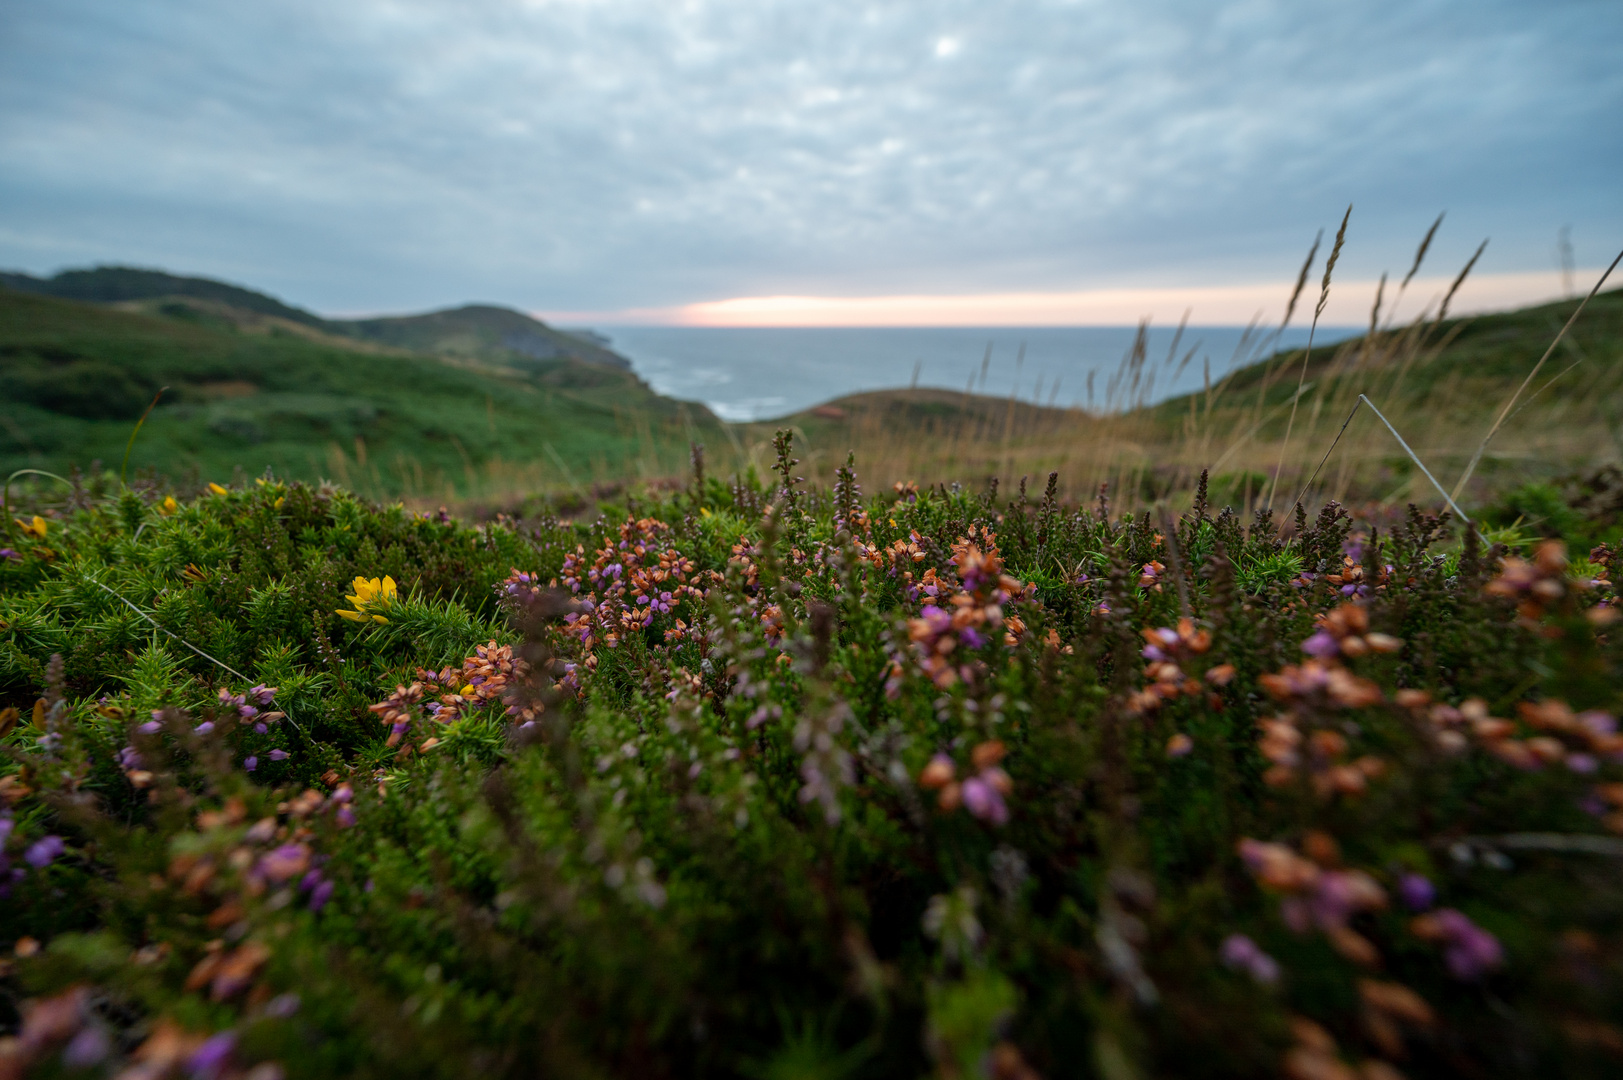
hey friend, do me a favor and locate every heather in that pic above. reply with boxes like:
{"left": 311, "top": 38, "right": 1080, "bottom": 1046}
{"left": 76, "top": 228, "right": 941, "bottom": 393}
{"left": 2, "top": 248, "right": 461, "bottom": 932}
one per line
{"left": 0, "top": 436, "right": 1619, "bottom": 1080}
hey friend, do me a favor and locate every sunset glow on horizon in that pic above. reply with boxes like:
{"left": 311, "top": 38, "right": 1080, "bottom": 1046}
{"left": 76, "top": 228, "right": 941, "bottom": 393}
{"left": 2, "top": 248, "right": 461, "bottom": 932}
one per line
{"left": 540, "top": 269, "right": 1597, "bottom": 328}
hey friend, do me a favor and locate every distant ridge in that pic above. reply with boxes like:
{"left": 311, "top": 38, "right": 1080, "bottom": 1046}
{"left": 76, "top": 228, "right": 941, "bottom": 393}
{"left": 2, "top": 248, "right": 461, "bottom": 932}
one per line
{"left": 0, "top": 265, "right": 631, "bottom": 370}
{"left": 0, "top": 265, "right": 327, "bottom": 327}
{"left": 339, "top": 304, "right": 630, "bottom": 370}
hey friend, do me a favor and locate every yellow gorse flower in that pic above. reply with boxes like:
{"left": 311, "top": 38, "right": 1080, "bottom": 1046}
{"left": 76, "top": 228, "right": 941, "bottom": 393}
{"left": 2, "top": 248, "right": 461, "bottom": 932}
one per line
{"left": 208, "top": 482, "right": 229, "bottom": 495}
{"left": 336, "top": 575, "right": 398, "bottom": 624}
{"left": 158, "top": 497, "right": 179, "bottom": 516}
{"left": 14, "top": 516, "right": 48, "bottom": 539}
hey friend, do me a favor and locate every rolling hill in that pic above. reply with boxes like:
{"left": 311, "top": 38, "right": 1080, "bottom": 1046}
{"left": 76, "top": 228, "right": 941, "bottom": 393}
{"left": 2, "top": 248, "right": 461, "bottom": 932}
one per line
{"left": 0, "top": 266, "right": 629, "bottom": 371}
{"left": 0, "top": 285, "right": 719, "bottom": 502}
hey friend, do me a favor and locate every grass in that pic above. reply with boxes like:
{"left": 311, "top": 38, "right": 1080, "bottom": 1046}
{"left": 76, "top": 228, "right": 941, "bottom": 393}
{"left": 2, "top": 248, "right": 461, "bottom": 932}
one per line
{"left": 759, "top": 285, "right": 1623, "bottom": 518}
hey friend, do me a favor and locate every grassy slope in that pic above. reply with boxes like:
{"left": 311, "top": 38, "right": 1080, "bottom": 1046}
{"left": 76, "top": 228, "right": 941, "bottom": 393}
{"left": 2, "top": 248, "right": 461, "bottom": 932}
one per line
{"left": 0, "top": 288, "right": 722, "bottom": 500}
{"left": 756, "top": 289, "right": 1623, "bottom": 506}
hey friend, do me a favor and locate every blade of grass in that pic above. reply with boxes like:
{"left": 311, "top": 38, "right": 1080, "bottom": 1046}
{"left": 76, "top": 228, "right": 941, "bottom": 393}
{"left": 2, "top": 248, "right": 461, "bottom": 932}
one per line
{"left": 1358, "top": 394, "right": 1470, "bottom": 524}
{"left": 1450, "top": 247, "right": 1623, "bottom": 502}
{"left": 120, "top": 387, "right": 169, "bottom": 487}
{"left": 1268, "top": 205, "right": 1350, "bottom": 510}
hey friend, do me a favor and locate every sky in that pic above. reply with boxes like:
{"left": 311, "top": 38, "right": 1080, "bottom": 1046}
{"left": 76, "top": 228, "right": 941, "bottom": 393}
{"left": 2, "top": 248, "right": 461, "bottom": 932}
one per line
{"left": 1, "top": 0, "right": 1619, "bottom": 326}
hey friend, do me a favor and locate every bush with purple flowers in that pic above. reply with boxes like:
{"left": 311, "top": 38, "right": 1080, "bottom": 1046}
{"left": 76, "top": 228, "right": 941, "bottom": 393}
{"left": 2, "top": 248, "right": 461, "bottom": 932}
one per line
{"left": 0, "top": 444, "right": 1620, "bottom": 1077}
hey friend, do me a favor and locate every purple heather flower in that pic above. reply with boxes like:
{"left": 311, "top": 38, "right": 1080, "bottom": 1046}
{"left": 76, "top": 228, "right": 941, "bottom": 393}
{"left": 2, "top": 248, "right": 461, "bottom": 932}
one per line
{"left": 117, "top": 746, "right": 143, "bottom": 771}
{"left": 243, "top": 756, "right": 258, "bottom": 772}
{"left": 1141, "top": 644, "right": 1167, "bottom": 662}
{"left": 63, "top": 1026, "right": 112, "bottom": 1068}
{"left": 1433, "top": 909, "right": 1503, "bottom": 980}
{"left": 25, "top": 835, "right": 64, "bottom": 868}
{"left": 959, "top": 626, "right": 987, "bottom": 650}
{"left": 1301, "top": 630, "right": 1340, "bottom": 658}
{"left": 1578, "top": 711, "right": 1618, "bottom": 737}
{"left": 1219, "top": 933, "right": 1261, "bottom": 966}
{"left": 194, "top": 721, "right": 215, "bottom": 735}
{"left": 248, "top": 684, "right": 277, "bottom": 706}
{"left": 138, "top": 720, "right": 162, "bottom": 734}
{"left": 253, "top": 722, "right": 268, "bottom": 734}
{"left": 269, "top": 749, "right": 289, "bottom": 761}
{"left": 188, "top": 1030, "right": 237, "bottom": 1079}
{"left": 309, "top": 879, "right": 335, "bottom": 911}
{"left": 336, "top": 806, "right": 356, "bottom": 828}
{"left": 0, "top": 549, "right": 19, "bottom": 562}
{"left": 1566, "top": 753, "right": 1599, "bottom": 774}
{"left": 961, "top": 776, "right": 1009, "bottom": 826}
{"left": 264, "top": 993, "right": 301, "bottom": 1019}
{"left": 1219, "top": 934, "right": 1281, "bottom": 985}
{"left": 1397, "top": 873, "right": 1436, "bottom": 912}
{"left": 0, "top": 818, "right": 13, "bottom": 845}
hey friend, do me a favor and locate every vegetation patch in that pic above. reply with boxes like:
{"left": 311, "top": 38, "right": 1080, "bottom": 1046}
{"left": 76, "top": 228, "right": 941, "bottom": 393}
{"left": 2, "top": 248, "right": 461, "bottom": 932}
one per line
{"left": 0, "top": 435, "right": 1619, "bottom": 1078}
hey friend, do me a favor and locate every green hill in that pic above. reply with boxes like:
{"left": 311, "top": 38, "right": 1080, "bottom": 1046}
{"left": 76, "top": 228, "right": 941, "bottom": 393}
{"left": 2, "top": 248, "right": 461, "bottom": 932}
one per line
{"left": 0, "top": 265, "right": 632, "bottom": 371}
{"left": 334, "top": 304, "right": 630, "bottom": 370}
{"left": 0, "top": 287, "right": 719, "bottom": 501}
{"left": 755, "top": 287, "right": 1623, "bottom": 508}
{"left": 0, "top": 265, "right": 328, "bottom": 328}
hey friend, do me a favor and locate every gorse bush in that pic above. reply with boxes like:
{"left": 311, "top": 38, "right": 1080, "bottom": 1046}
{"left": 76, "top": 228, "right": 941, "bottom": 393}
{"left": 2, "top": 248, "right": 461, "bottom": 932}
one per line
{"left": 0, "top": 438, "right": 1621, "bottom": 1079}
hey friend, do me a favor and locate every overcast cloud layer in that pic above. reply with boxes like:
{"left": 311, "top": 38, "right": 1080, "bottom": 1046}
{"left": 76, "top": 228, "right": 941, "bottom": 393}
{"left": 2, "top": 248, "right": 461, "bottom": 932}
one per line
{"left": 1, "top": 0, "right": 1618, "bottom": 317}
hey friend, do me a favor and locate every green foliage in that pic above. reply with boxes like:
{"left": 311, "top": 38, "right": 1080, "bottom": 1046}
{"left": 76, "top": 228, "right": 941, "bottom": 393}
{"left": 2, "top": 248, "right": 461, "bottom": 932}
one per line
{"left": 0, "top": 448, "right": 1621, "bottom": 1079}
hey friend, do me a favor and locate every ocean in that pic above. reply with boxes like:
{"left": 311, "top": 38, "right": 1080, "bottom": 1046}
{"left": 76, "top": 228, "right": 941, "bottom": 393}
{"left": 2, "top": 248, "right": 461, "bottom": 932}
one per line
{"left": 597, "top": 325, "right": 1356, "bottom": 422}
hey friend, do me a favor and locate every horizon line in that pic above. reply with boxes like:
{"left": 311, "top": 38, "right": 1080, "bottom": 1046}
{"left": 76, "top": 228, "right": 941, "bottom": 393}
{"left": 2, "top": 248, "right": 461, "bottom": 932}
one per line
{"left": 536, "top": 269, "right": 1600, "bottom": 329}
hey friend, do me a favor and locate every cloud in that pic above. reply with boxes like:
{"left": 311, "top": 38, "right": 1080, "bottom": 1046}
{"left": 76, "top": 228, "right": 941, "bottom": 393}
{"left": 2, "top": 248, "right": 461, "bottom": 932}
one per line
{"left": 0, "top": 0, "right": 1618, "bottom": 316}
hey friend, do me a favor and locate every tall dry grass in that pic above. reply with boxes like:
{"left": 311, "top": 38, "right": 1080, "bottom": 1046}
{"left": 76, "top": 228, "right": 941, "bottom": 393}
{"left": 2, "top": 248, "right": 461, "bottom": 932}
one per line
{"left": 736, "top": 226, "right": 1622, "bottom": 522}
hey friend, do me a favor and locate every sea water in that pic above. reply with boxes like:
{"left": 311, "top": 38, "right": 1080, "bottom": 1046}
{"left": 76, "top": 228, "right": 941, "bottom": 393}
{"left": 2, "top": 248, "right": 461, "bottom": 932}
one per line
{"left": 600, "top": 325, "right": 1354, "bottom": 422}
